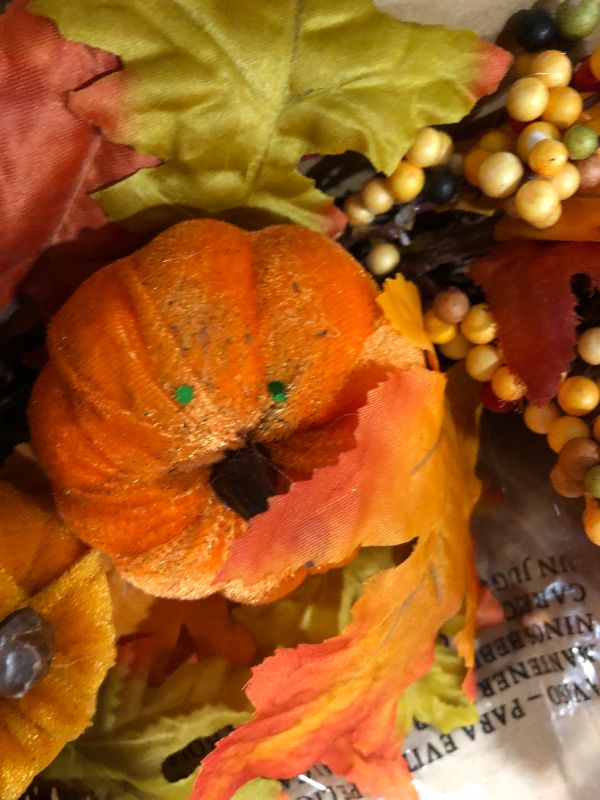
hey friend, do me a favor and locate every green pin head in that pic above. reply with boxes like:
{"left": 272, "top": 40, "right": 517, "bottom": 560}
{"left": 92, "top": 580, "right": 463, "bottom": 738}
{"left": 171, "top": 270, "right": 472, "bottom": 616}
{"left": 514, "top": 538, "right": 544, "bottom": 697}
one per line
{"left": 267, "top": 380, "right": 286, "bottom": 403}
{"left": 175, "top": 384, "right": 194, "bottom": 404}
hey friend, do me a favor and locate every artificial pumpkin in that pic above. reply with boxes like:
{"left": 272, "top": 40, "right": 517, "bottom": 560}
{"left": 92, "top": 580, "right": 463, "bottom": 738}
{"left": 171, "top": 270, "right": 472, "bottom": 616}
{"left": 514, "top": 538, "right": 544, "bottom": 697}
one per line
{"left": 0, "top": 474, "right": 115, "bottom": 800}
{"left": 29, "top": 220, "right": 422, "bottom": 601}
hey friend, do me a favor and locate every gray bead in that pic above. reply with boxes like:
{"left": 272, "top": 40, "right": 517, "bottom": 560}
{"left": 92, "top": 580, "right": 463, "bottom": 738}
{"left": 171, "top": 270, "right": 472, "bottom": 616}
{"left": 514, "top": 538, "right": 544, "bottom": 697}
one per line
{"left": 0, "top": 607, "right": 54, "bottom": 699}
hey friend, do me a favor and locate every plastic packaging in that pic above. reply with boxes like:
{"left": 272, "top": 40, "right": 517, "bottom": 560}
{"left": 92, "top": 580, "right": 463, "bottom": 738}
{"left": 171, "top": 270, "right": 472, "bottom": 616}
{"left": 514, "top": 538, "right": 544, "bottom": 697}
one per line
{"left": 284, "top": 412, "right": 600, "bottom": 799}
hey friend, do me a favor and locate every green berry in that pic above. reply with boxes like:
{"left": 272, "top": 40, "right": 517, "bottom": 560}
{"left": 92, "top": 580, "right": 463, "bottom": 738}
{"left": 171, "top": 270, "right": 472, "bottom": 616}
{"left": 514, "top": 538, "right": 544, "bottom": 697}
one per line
{"left": 556, "top": 0, "right": 600, "bottom": 41}
{"left": 585, "top": 464, "right": 600, "bottom": 497}
{"left": 563, "top": 125, "right": 599, "bottom": 160}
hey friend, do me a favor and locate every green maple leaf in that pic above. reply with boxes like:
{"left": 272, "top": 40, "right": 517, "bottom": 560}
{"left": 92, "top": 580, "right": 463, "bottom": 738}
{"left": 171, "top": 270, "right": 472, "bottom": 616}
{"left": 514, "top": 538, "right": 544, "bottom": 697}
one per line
{"left": 29, "top": 0, "right": 503, "bottom": 231}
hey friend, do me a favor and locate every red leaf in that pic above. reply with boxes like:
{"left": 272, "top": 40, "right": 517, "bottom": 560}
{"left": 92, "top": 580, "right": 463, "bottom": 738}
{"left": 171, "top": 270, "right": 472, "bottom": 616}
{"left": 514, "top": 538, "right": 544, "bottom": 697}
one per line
{"left": 470, "top": 240, "right": 600, "bottom": 404}
{"left": 0, "top": 0, "right": 155, "bottom": 310}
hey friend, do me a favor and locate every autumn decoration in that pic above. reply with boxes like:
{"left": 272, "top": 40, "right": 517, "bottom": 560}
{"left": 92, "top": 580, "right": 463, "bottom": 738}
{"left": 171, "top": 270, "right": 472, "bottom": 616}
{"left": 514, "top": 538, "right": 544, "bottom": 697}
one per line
{"left": 7, "top": 0, "right": 600, "bottom": 798}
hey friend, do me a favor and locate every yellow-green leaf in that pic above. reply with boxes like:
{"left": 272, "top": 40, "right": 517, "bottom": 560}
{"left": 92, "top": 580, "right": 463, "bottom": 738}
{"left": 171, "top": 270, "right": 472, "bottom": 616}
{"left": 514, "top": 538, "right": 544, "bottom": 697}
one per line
{"left": 232, "top": 778, "right": 287, "bottom": 800}
{"left": 42, "top": 658, "right": 252, "bottom": 800}
{"left": 396, "top": 643, "right": 479, "bottom": 736}
{"left": 235, "top": 546, "right": 396, "bottom": 658}
{"left": 29, "top": 0, "right": 508, "bottom": 231}
{"left": 377, "top": 273, "right": 433, "bottom": 352}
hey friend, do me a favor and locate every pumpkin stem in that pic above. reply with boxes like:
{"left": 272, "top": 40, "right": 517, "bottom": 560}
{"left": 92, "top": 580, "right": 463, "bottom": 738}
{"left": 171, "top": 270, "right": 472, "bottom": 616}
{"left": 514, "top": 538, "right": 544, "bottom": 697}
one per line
{"left": 209, "top": 442, "right": 284, "bottom": 520}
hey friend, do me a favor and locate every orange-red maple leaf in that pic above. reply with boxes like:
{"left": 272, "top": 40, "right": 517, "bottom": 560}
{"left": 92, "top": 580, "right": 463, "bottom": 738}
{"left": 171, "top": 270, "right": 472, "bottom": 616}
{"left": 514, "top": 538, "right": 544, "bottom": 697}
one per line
{"left": 0, "top": 0, "right": 155, "bottom": 310}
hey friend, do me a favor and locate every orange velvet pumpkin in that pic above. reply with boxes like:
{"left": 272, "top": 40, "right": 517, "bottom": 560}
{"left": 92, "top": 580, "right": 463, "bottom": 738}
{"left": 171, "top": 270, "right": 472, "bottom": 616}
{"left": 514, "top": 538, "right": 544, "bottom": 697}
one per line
{"left": 29, "top": 220, "right": 421, "bottom": 600}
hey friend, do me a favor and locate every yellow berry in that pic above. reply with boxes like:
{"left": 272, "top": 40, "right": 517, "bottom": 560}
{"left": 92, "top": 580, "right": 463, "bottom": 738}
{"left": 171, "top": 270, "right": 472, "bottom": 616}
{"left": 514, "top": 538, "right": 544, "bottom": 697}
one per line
{"left": 548, "top": 162, "right": 581, "bottom": 200}
{"left": 387, "top": 161, "right": 425, "bottom": 203}
{"left": 514, "top": 52, "right": 534, "bottom": 78}
{"left": 406, "top": 127, "right": 444, "bottom": 168}
{"left": 465, "top": 344, "right": 502, "bottom": 382}
{"left": 439, "top": 332, "right": 471, "bottom": 360}
{"left": 527, "top": 139, "right": 569, "bottom": 177}
{"left": 558, "top": 375, "right": 600, "bottom": 416}
{"left": 491, "top": 365, "right": 527, "bottom": 402}
{"left": 424, "top": 309, "right": 457, "bottom": 345}
{"left": 523, "top": 402, "right": 561, "bottom": 434}
{"left": 463, "top": 148, "right": 493, "bottom": 186}
{"left": 437, "top": 132, "right": 454, "bottom": 165}
{"left": 343, "top": 194, "right": 374, "bottom": 226}
{"left": 478, "top": 129, "right": 516, "bottom": 153}
{"left": 365, "top": 241, "right": 400, "bottom": 276}
{"left": 516, "top": 121, "right": 560, "bottom": 162}
{"left": 515, "top": 179, "right": 560, "bottom": 224}
{"left": 529, "top": 202, "right": 562, "bottom": 230}
{"left": 507, "top": 77, "right": 550, "bottom": 122}
{"left": 460, "top": 303, "right": 497, "bottom": 345}
{"left": 578, "top": 328, "right": 600, "bottom": 365}
{"left": 361, "top": 178, "right": 395, "bottom": 214}
{"left": 478, "top": 152, "right": 525, "bottom": 198}
{"left": 542, "top": 86, "right": 584, "bottom": 129}
{"left": 547, "top": 415, "right": 591, "bottom": 453}
{"left": 432, "top": 288, "right": 470, "bottom": 324}
{"left": 529, "top": 50, "right": 573, "bottom": 88}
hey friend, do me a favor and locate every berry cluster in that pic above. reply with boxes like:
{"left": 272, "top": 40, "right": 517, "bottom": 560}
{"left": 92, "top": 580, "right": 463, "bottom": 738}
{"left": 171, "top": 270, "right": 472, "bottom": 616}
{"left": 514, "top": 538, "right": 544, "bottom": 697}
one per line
{"left": 465, "top": 47, "right": 599, "bottom": 229}
{"left": 343, "top": 127, "right": 455, "bottom": 228}
{"left": 336, "top": 1, "right": 600, "bottom": 541}
{"left": 522, "top": 328, "right": 600, "bottom": 501}
{"left": 429, "top": 281, "right": 600, "bottom": 503}
{"left": 340, "top": 2, "right": 600, "bottom": 283}
{"left": 425, "top": 288, "right": 526, "bottom": 407}
{"left": 342, "top": 127, "right": 459, "bottom": 276}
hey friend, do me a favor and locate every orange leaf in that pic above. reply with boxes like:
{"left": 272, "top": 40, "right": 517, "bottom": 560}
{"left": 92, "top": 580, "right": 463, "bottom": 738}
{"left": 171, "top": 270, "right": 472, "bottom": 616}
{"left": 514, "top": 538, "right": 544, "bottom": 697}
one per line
{"left": 216, "top": 368, "right": 448, "bottom": 600}
{"left": 193, "top": 370, "right": 481, "bottom": 800}
{"left": 118, "top": 593, "right": 257, "bottom": 685}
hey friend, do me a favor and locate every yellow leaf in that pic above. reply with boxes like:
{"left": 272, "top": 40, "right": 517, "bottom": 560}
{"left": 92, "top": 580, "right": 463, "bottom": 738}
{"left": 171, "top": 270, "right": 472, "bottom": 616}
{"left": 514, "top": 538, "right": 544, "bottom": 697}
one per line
{"left": 30, "top": 0, "right": 508, "bottom": 231}
{"left": 235, "top": 546, "right": 396, "bottom": 659}
{"left": 377, "top": 274, "right": 433, "bottom": 352}
{"left": 43, "top": 656, "right": 252, "bottom": 800}
{"left": 396, "top": 643, "right": 479, "bottom": 736}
